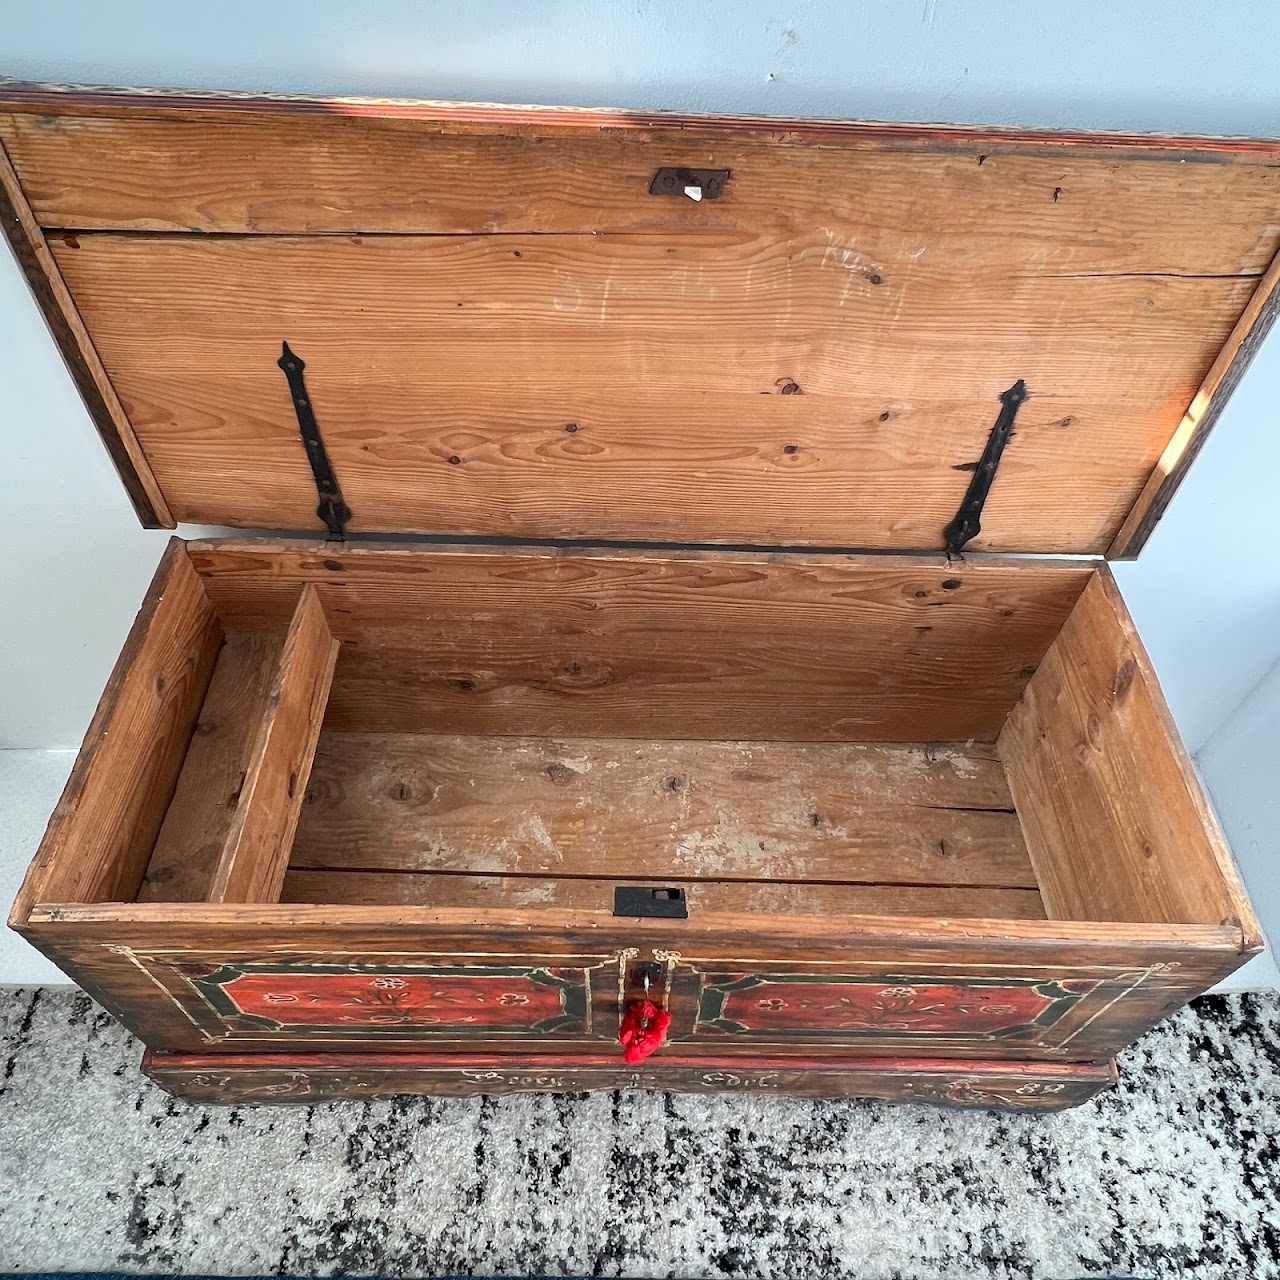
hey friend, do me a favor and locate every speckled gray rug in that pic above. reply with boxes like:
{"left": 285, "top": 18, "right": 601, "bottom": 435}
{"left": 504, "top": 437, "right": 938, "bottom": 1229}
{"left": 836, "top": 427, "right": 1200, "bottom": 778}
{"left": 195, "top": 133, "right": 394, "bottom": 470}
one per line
{"left": 0, "top": 987, "right": 1276, "bottom": 1279}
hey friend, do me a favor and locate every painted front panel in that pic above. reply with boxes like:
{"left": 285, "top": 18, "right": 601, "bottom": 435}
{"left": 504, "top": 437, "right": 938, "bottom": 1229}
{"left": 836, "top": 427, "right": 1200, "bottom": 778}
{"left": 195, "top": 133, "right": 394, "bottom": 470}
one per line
{"left": 85, "top": 941, "right": 1194, "bottom": 1060}
{"left": 114, "top": 949, "right": 630, "bottom": 1045}
{"left": 693, "top": 973, "right": 1082, "bottom": 1041}
{"left": 669, "top": 958, "right": 1180, "bottom": 1057}
{"left": 173, "top": 961, "right": 589, "bottom": 1035}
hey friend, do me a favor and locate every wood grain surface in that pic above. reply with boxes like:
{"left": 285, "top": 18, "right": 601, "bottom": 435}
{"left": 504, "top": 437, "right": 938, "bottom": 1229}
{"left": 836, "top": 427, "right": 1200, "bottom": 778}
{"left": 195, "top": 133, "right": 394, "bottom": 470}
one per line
{"left": 280, "top": 870, "right": 1048, "bottom": 919}
{"left": 49, "top": 231, "right": 1259, "bottom": 552}
{"left": 1001, "top": 569, "right": 1262, "bottom": 939}
{"left": 186, "top": 542, "right": 1093, "bottom": 742}
{"left": 2, "top": 89, "right": 1277, "bottom": 550}
{"left": 208, "top": 588, "right": 338, "bottom": 903}
{"left": 3, "top": 81, "right": 1280, "bottom": 161}
{"left": 9, "top": 542, "right": 220, "bottom": 912}
{"left": 139, "top": 634, "right": 284, "bottom": 903}
{"left": 5, "top": 106, "right": 1278, "bottom": 262}
{"left": 290, "top": 733, "right": 1035, "bottom": 888}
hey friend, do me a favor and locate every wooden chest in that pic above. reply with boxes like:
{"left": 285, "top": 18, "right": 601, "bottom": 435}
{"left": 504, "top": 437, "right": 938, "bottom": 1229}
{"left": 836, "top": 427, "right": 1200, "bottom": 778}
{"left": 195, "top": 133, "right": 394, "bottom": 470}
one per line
{"left": 4, "top": 83, "right": 1272, "bottom": 1110}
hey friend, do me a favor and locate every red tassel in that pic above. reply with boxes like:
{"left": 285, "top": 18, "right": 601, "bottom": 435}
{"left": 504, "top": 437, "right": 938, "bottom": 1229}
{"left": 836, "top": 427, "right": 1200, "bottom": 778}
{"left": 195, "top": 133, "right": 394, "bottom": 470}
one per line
{"left": 618, "top": 999, "right": 671, "bottom": 1064}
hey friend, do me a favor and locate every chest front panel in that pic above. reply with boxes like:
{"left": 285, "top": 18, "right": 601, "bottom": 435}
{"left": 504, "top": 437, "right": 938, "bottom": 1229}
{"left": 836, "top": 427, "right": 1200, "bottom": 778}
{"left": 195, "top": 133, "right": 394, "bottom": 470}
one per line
{"left": 46, "top": 927, "right": 1229, "bottom": 1069}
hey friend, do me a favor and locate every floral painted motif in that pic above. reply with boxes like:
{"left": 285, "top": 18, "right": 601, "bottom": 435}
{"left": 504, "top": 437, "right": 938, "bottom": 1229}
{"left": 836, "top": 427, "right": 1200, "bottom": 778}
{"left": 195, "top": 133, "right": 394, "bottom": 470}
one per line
{"left": 696, "top": 973, "right": 1086, "bottom": 1041}
{"left": 904, "top": 1077, "right": 1073, "bottom": 1109}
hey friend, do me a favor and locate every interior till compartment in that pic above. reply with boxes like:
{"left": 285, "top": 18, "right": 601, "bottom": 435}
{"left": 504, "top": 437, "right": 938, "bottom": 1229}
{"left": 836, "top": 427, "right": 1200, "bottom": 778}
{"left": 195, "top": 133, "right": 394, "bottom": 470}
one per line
{"left": 25, "top": 542, "right": 1247, "bottom": 935}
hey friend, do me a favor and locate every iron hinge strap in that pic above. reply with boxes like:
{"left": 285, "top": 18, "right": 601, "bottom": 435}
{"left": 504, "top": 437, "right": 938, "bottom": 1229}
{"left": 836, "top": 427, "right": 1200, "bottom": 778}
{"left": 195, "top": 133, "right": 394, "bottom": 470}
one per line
{"left": 277, "top": 341, "right": 352, "bottom": 543}
{"left": 943, "top": 379, "right": 1027, "bottom": 560}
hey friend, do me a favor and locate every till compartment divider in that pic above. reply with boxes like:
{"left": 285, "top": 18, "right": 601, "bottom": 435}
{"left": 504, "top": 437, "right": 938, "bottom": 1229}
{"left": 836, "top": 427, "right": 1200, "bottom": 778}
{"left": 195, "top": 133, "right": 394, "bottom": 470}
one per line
{"left": 205, "top": 584, "right": 338, "bottom": 904}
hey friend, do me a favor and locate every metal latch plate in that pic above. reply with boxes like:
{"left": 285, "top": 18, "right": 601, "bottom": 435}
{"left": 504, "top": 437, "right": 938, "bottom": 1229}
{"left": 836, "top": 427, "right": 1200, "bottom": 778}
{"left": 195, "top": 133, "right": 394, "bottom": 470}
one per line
{"left": 649, "top": 168, "right": 730, "bottom": 200}
{"left": 613, "top": 886, "right": 689, "bottom": 918}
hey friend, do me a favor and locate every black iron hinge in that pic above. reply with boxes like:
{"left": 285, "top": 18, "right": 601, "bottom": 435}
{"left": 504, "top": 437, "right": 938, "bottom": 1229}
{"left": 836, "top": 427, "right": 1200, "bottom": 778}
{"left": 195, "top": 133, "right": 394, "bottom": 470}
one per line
{"left": 943, "top": 379, "right": 1028, "bottom": 560}
{"left": 277, "top": 341, "right": 352, "bottom": 543}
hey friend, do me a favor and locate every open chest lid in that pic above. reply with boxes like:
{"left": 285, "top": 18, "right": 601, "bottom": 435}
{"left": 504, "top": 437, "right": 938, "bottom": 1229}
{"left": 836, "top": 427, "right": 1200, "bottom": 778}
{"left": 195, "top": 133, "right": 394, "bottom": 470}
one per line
{"left": 3, "top": 82, "right": 1280, "bottom": 558}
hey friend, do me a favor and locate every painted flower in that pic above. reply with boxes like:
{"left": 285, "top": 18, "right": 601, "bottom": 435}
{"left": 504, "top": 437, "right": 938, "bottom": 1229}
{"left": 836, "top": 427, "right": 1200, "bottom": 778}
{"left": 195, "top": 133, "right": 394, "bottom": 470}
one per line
{"left": 756, "top": 997, "right": 787, "bottom": 1011}
{"left": 879, "top": 986, "right": 918, "bottom": 1000}
{"left": 370, "top": 977, "right": 408, "bottom": 990}
{"left": 262, "top": 992, "right": 299, "bottom": 1003}
{"left": 498, "top": 993, "right": 530, "bottom": 1006}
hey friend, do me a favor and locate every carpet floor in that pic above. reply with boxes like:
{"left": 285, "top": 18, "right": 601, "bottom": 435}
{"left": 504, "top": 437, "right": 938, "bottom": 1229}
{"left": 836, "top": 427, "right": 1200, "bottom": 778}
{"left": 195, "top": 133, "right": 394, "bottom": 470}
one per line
{"left": 0, "top": 986, "right": 1276, "bottom": 1279}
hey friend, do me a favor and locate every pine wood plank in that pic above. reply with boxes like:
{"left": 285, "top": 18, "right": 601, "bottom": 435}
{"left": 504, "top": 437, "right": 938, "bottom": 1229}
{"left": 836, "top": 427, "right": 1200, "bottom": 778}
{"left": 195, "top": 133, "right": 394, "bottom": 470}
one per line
{"left": 25, "top": 898, "right": 1244, "bottom": 947}
{"left": 290, "top": 733, "right": 1036, "bottom": 889}
{"left": 300, "top": 732, "right": 1017, "bottom": 814}
{"left": 188, "top": 542, "right": 1093, "bottom": 742}
{"left": 8, "top": 542, "right": 221, "bottom": 912}
{"left": 5, "top": 108, "right": 1279, "bottom": 276}
{"left": 2, "top": 83, "right": 1279, "bottom": 163}
{"left": 999, "top": 569, "right": 1263, "bottom": 942}
{"left": 280, "top": 869, "right": 1047, "bottom": 919}
{"left": 138, "top": 634, "right": 285, "bottom": 902}
{"left": 207, "top": 587, "right": 338, "bottom": 904}
{"left": 50, "top": 232, "right": 1257, "bottom": 553}
{"left": 0, "top": 137, "right": 171, "bottom": 526}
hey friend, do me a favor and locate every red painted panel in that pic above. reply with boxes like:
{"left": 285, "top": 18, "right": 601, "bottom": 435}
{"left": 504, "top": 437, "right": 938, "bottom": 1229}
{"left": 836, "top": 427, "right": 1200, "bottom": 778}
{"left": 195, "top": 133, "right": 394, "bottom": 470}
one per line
{"left": 219, "top": 970, "right": 567, "bottom": 1029}
{"left": 696, "top": 974, "right": 1081, "bottom": 1039}
{"left": 148, "top": 959, "right": 596, "bottom": 1037}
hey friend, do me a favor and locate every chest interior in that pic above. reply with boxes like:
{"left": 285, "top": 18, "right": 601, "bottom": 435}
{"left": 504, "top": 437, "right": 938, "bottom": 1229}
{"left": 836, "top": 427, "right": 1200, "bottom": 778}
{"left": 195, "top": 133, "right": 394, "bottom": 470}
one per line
{"left": 26, "top": 539, "right": 1246, "bottom": 942}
